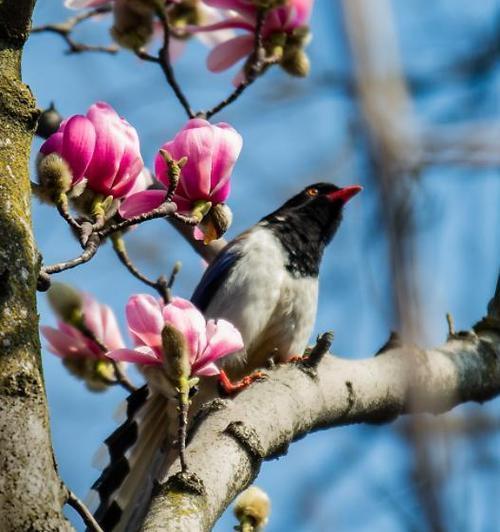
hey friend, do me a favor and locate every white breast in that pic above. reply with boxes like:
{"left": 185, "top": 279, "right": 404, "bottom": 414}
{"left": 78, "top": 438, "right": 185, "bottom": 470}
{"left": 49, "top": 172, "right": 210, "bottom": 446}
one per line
{"left": 204, "top": 227, "right": 318, "bottom": 374}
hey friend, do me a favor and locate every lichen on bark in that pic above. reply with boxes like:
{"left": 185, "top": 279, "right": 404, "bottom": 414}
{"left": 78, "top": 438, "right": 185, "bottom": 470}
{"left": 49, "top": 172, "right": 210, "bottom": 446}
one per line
{"left": 0, "top": 1, "right": 71, "bottom": 529}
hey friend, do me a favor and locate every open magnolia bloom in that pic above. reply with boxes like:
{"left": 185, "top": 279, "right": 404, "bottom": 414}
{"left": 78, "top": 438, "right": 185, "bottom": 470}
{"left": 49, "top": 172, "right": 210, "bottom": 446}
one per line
{"left": 106, "top": 294, "right": 244, "bottom": 383}
{"left": 119, "top": 118, "right": 242, "bottom": 240}
{"left": 195, "top": 0, "right": 314, "bottom": 83}
{"left": 39, "top": 102, "right": 144, "bottom": 201}
{"left": 41, "top": 286, "right": 126, "bottom": 391}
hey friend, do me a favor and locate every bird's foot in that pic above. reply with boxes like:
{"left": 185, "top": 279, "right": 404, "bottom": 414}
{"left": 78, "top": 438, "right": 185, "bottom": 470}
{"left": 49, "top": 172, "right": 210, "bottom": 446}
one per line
{"left": 218, "top": 369, "right": 267, "bottom": 396}
{"left": 287, "top": 354, "right": 308, "bottom": 364}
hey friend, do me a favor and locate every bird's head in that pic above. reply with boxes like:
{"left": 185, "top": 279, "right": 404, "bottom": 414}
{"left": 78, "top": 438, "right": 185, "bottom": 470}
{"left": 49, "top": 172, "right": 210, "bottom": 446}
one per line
{"left": 264, "top": 182, "right": 362, "bottom": 246}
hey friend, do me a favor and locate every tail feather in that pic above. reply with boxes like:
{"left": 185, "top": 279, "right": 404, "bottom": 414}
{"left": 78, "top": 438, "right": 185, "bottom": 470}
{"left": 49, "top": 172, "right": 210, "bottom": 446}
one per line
{"left": 89, "top": 385, "right": 172, "bottom": 532}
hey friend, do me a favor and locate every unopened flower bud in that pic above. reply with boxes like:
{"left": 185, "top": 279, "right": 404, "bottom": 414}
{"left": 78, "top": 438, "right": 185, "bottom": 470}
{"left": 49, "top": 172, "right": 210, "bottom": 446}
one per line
{"left": 37, "top": 153, "right": 73, "bottom": 201}
{"left": 287, "top": 26, "right": 311, "bottom": 47}
{"left": 161, "top": 323, "right": 191, "bottom": 382}
{"left": 169, "top": 0, "right": 202, "bottom": 33}
{"left": 36, "top": 103, "right": 63, "bottom": 139}
{"left": 111, "top": 0, "right": 154, "bottom": 50}
{"left": 234, "top": 486, "right": 271, "bottom": 531}
{"left": 281, "top": 47, "right": 310, "bottom": 77}
{"left": 47, "top": 282, "right": 84, "bottom": 324}
{"left": 199, "top": 203, "right": 232, "bottom": 244}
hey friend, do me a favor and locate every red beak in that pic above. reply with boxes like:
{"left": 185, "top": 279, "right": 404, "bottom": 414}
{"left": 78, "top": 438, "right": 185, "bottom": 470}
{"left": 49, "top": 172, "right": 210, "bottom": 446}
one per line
{"left": 327, "top": 185, "right": 363, "bottom": 204}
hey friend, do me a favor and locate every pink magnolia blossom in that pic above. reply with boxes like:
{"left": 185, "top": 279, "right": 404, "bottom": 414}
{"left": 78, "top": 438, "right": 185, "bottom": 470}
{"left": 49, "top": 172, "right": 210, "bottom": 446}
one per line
{"left": 107, "top": 294, "right": 243, "bottom": 377}
{"left": 196, "top": 0, "right": 313, "bottom": 80}
{"left": 119, "top": 118, "right": 242, "bottom": 218}
{"left": 41, "top": 293, "right": 125, "bottom": 360}
{"left": 40, "top": 102, "right": 144, "bottom": 199}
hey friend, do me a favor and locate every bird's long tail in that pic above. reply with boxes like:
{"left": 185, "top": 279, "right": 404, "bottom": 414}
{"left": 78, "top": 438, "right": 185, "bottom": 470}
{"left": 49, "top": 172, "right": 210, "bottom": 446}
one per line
{"left": 88, "top": 385, "right": 173, "bottom": 532}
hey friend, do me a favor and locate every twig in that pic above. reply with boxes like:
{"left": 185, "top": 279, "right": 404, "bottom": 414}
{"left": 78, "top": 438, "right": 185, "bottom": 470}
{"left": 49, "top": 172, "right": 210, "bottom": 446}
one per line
{"left": 446, "top": 312, "right": 455, "bottom": 337}
{"left": 31, "top": 6, "right": 118, "bottom": 55}
{"left": 41, "top": 232, "right": 100, "bottom": 277}
{"left": 155, "top": 5, "right": 194, "bottom": 118}
{"left": 66, "top": 488, "right": 104, "bottom": 532}
{"left": 302, "top": 332, "right": 334, "bottom": 368}
{"left": 111, "top": 233, "right": 170, "bottom": 303}
{"left": 177, "top": 387, "right": 189, "bottom": 473}
{"left": 204, "top": 9, "right": 268, "bottom": 120}
{"left": 110, "top": 359, "right": 137, "bottom": 393}
{"left": 56, "top": 196, "right": 81, "bottom": 233}
{"left": 98, "top": 201, "right": 178, "bottom": 238}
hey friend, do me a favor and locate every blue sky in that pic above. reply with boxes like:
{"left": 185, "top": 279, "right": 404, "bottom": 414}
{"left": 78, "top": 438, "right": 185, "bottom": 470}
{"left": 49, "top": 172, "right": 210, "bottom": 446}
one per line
{"left": 27, "top": 1, "right": 499, "bottom": 530}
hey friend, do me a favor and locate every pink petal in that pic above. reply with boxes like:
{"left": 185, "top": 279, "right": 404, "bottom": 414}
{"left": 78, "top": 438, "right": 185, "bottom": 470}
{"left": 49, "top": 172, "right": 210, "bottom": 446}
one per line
{"left": 193, "top": 362, "right": 220, "bottom": 376}
{"left": 202, "top": 0, "right": 256, "bottom": 19}
{"left": 162, "top": 298, "right": 207, "bottom": 362}
{"left": 82, "top": 293, "right": 105, "bottom": 341}
{"left": 192, "top": 318, "right": 243, "bottom": 374}
{"left": 84, "top": 102, "right": 127, "bottom": 195}
{"left": 209, "top": 123, "right": 242, "bottom": 193}
{"left": 41, "top": 325, "right": 98, "bottom": 359}
{"left": 106, "top": 346, "right": 161, "bottom": 366}
{"left": 193, "top": 226, "right": 205, "bottom": 241}
{"left": 126, "top": 294, "right": 164, "bottom": 348}
{"left": 107, "top": 118, "right": 144, "bottom": 198}
{"left": 61, "top": 115, "right": 96, "bottom": 184}
{"left": 161, "top": 126, "right": 214, "bottom": 199}
{"left": 210, "top": 178, "right": 231, "bottom": 204}
{"left": 190, "top": 18, "right": 254, "bottom": 34}
{"left": 125, "top": 168, "right": 154, "bottom": 197}
{"left": 40, "top": 131, "right": 64, "bottom": 158}
{"left": 119, "top": 190, "right": 167, "bottom": 218}
{"left": 100, "top": 305, "right": 126, "bottom": 350}
{"left": 207, "top": 35, "right": 254, "bottom": 72}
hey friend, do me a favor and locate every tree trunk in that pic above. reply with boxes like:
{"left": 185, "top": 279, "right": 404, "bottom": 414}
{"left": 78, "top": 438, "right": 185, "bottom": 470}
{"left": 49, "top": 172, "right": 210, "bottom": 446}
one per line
{"left": 0, "top": 1, "right": 71, "bottom": 529}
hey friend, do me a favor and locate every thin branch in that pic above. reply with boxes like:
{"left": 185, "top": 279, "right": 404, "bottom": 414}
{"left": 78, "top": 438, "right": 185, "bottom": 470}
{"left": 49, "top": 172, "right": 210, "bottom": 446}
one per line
{"left": 40, "top": 232, "right": 100, "bottom": 278}
{"left": 155, "top": 5, "right": 194, "bottom": 118}
{"left": 31, "top": 6, "right": 118, "bottom": 55}
{"left": 55, "top": 196, "right": 81, "bottom": 233}
{"left": 111, "top": 233, "right": 170, "bottom": 303}
{"left": 66, "top": 489, "right": 104, "bottom": 532}
{"left": 98, "top": 201, "right": 177, "bottom": 239}
{"left": 204, "top": 9, "right": 269, "bottom": 120}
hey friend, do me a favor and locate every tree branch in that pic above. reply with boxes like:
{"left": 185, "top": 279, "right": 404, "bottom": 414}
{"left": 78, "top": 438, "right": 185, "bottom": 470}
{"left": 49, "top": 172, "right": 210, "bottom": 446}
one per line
{"left": 143, "top": 281, "right": 500, "bottom": 531}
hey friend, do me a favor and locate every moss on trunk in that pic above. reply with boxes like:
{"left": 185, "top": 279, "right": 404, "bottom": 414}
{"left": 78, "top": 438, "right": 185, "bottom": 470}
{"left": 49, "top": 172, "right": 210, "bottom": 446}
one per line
{"left": 0, "top": 1, "right": 71, "bottom": 529}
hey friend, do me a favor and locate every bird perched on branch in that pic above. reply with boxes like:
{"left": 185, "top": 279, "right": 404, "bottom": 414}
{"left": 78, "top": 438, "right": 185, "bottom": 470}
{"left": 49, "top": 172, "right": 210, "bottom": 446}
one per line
{"left": 90, "top": 182, "right": 362, "bottom": 531}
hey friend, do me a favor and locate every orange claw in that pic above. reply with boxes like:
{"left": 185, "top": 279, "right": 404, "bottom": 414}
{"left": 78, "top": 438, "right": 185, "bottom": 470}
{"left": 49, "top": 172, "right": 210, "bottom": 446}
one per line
{"left": 218, "top": 369, "right": 266, "bottom": 396}
{"left": 287, "top": 354, "right": 308, "bottom": 364}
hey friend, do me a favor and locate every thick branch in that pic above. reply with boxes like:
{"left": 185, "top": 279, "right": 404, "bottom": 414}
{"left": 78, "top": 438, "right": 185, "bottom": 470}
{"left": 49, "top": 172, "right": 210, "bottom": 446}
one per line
{"left": 143, "top": 292, "right": 500, "bottom": 531}
{"left": 0, "top": 0, "right": 70, "bottom": 528}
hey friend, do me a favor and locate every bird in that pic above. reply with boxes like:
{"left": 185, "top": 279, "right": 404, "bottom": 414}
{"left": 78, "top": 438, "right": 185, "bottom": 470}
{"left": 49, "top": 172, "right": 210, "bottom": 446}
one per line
{"left": 89, "top": 182, "right": 362, "bottom": 531}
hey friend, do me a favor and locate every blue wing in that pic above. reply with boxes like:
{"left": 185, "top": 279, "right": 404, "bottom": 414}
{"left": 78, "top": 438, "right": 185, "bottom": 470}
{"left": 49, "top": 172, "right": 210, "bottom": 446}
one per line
{"left": 191, "top": 243, "right": 240, "bottom": 312}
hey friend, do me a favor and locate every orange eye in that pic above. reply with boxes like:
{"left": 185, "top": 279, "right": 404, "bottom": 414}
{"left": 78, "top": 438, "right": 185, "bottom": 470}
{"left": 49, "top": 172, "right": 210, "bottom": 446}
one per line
{"left": 306, "top": 187, "right": 319, "bottom": 197}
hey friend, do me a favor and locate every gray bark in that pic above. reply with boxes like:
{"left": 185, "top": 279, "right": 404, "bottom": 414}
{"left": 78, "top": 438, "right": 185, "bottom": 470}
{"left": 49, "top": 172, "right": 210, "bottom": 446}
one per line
{"left": 142, "top": 281, "right": 500, "bottom": 531}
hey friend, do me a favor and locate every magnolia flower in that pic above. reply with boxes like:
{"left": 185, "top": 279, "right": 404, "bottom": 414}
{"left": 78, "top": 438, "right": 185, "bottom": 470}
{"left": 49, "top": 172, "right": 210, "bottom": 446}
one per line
{"left": 119, "top": 118, "right": 242, "bottom": 218}
{"left": 41, "top": 287, "right": 126, "bottom": 390}
{"left": 41, "top": 290, "right": 125, "bottom": 360}
{"left": 196, "top": 0, "right": 314, "bottom": 82}
{"left": 107, "top": 294, "right": 243, "bottom": 377}
{"left": 39, "top": 102, "right": 144, "bottom": 199}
